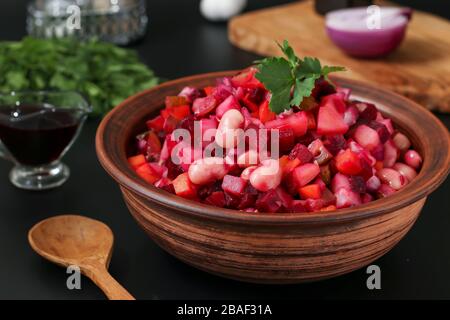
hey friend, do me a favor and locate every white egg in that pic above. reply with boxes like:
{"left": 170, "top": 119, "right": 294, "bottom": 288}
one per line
{"left": 200, "top": 0, "right": 248, "bottom": 22}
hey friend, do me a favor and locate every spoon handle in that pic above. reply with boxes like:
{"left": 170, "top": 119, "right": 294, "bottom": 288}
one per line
{"left": 88, "top": 267, "right": 135, "bottom": 300}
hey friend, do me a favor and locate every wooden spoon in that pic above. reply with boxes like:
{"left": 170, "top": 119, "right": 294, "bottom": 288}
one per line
{"left": 28, "top": 215, "right": 135, "bottom": 300}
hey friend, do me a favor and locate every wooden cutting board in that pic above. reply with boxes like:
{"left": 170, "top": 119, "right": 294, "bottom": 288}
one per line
{"left": 229, "top": 0, "right": 450, "bottom": 113}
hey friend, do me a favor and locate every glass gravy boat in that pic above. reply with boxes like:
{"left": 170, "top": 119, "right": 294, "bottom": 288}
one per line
{"left": 0, "top": 91, "right": 91, "bottom": 190}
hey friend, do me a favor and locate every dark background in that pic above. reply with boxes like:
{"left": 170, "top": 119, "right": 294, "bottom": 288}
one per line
{"left": 0, "top": 0, "right": 449, "bottom": 300}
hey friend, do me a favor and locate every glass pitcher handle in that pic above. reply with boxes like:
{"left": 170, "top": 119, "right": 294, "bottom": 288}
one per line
{"left": 0, "top": 141, "right": 10, "bottom": 161}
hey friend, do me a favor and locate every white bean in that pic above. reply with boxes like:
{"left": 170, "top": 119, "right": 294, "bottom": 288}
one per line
{"left": 249, "top": 159, "right": 282, "bottom": 192}
{"left": 237, "top": 150, "right": 259, "bottom": 168}
{"left": 188, "top": 157, "right": 228, "bottom": 185}
{"left": 393, "top": 162, "right": 417, "bottom": 182}
{"left": 241, "top": 166, "right": 257, "bottom": 180}
{"left": 215, "top": 109, "right": 244, "bottom": 149}
{"left": 376, "top": 168, "right": 407, "bottom": 190}
{"left": 392, "top": 132, "right": 411, "bottom": 152}
{"left": 404, "top": 150, "right": 422, "bottom": 170}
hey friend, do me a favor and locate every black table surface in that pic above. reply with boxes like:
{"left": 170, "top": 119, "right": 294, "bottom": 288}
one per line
{"left": 0, "top": 0, "right": 449, "bottom": 300}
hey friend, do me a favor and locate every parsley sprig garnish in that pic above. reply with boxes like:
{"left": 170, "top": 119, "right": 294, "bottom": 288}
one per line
{"left": 255, "top": 40, "right": 345, "bottom": 114}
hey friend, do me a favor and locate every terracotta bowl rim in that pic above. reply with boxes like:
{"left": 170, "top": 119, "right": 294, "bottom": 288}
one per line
{"left": 96, "top": 71, "right": 450, "bottom": 225}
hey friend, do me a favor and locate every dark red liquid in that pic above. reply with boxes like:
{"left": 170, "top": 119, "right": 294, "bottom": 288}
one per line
{"left": 0, "top": 104, "right": 80, "bottom": 166}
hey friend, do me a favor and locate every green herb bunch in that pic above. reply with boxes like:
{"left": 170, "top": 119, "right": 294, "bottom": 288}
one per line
{"left": 0, "top": 37, "right": 159, "bottom": 116}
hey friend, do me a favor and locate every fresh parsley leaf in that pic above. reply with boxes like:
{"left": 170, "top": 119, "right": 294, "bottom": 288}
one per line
{"left": 291, "top": 75, "right": 319, "bottom": 107}
{"left": 256, "top": 40, "right": 345, "bottom": 114}
{"left": 321, "top": 65, "right": 346, "bottom": 81}
{"left": 277, "top": 40, "right": 299, "bottom": 68}
{"left": 255, "top": 57, "right": 294, "bottom": 114}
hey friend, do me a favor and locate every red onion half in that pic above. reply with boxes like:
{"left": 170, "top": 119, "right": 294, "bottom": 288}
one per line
{"left": 326, "top": 7, "right": 412, "bottom": 58}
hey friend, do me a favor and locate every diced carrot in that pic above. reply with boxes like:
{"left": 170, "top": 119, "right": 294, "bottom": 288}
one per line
{"left": 147, "top": 131, "right": 161, "bottom": 153}
{"left": 128, "top": 154, "right": 146, "bottom": 170}
{"left": 374, "top": 161, "right": 384, "bottom": 171}
{"left": 165, "top": 96, "right": 187, "bottom": 108}
{"left": 169, "top": 105, "right": 191, "bottom": 120}
{"left": 173, "top": 172, "right": 197, "bottom": 199}
{"left": 320, "top": 205, "right": 337, "bottom": 212}
{"left": 283, "top": 158, "right": 301, "bottom": 176}
{"left": 146, "top": 115, "right": 165, "bottom": 132}
{"left": 259, "top": 100, "right": 276, "bottom": 124}
{"left": 204, "top": 86, "right": 215, "bottom": 96}
{"left": 136, "top": 163, "right": 159, "bottom": 184}
{"left": 298, "top": 184, "right": 322, "bottom": 200}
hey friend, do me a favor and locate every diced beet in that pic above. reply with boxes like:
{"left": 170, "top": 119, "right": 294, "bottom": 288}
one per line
{"left": 204, "top": 191, "right": 226, "bottom": 207}
{"left": 166, "top": 158, "right": 185, "bottom": 180}
{"left": 311, "top": 78, "right": 336, "bottom": 99}
{"left": 354, "top": 124, "right": 380, "bottom": 151}
{"left": 222, "top": 175, "right": 247, "bottom": 197}
{"left": 335, "top": 188, "right": 362, "bottom": 209}
{"left": 289, "top": 143, "right": 313, "bottom": 163}
{"left": 314, "top": 177, "right": 327, "bottom": 191}
{"left": 322, "top": 188, "right": 337, "bottom": 206}
{"left": 276, "top": 126, "right": 296, "bottom": 153}
{"left": 177, "top": 114, "right": 196, "bottom": 136}
{"left": 377, "top": 184, "right": 396, "bottom": 198}
{"left": 288, "top": 200, "right": 308, "bottom": 213}
{"left": 192, "top": 95, "right": 217, "bottom": 117}
{"left": 334, "top": 149, "right": 362, "bottom": 175}
{"left": 197, "top": 181, "right": 222, "bottom": 199}
{"left": 367, "top": 121, "right": 390, "bottom": 143}
{"left": 383, "top": 140, "right": 399, "bottom": 168}
{"left": 275, "top": 187, "right": 294, "bottom": 210}
{"left": 379, "top": 118, "right": 394, "bottom": 135}
{"left": 320, "top": 93, "right": 346, "bottom": 113}
{"left": 296, "top": 131, "right": 317, "bottom": 146}
{"left": 305, "top": 199, "right": 325, "bottom": 212}
{"left": 359, "top": 157, "right": 374, "bottom": 181}
{"left": 349, "top": 175, "right": 366, "bottom": 193}
{"left": 317, "top": 105, "right": 349, "bottom": 135}
{"left": 293, "top": 163, "right": 321, "bottom": 188}
{"left": 323, "top": 135, "right": 347, "bottom": 156}
{"left": 161, "top": 183, "right": 175, "bottom": 194}
{"left": 331, "top": 173, "right": 351, "bottom": 193}
{"left": 362, "top": 193, "right": 373, "bottom": 203}
{"left": 224, "top": 192, "right": 241, "bottom": 209}
{"left": 358, "top": 102, "right": 378, "bottom": 121}
{"left": 245, "top": 87, "right": 266, "bottom": 106}
{"left": 238, "top": 193, "right": 257, "bottom": 209}
{"left": 256, "top": 190, "right": 282, "bottom": 213}
{"left": 216, "top": 95, "right": 241, "bottom": 119}
{"left": 371, "top": 143, "right": 385, "bottom": 161}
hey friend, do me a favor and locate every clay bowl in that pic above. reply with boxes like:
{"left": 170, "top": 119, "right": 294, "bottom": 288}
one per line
{"left": 96, "top": 71, "right": 450, "bottom": 284}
